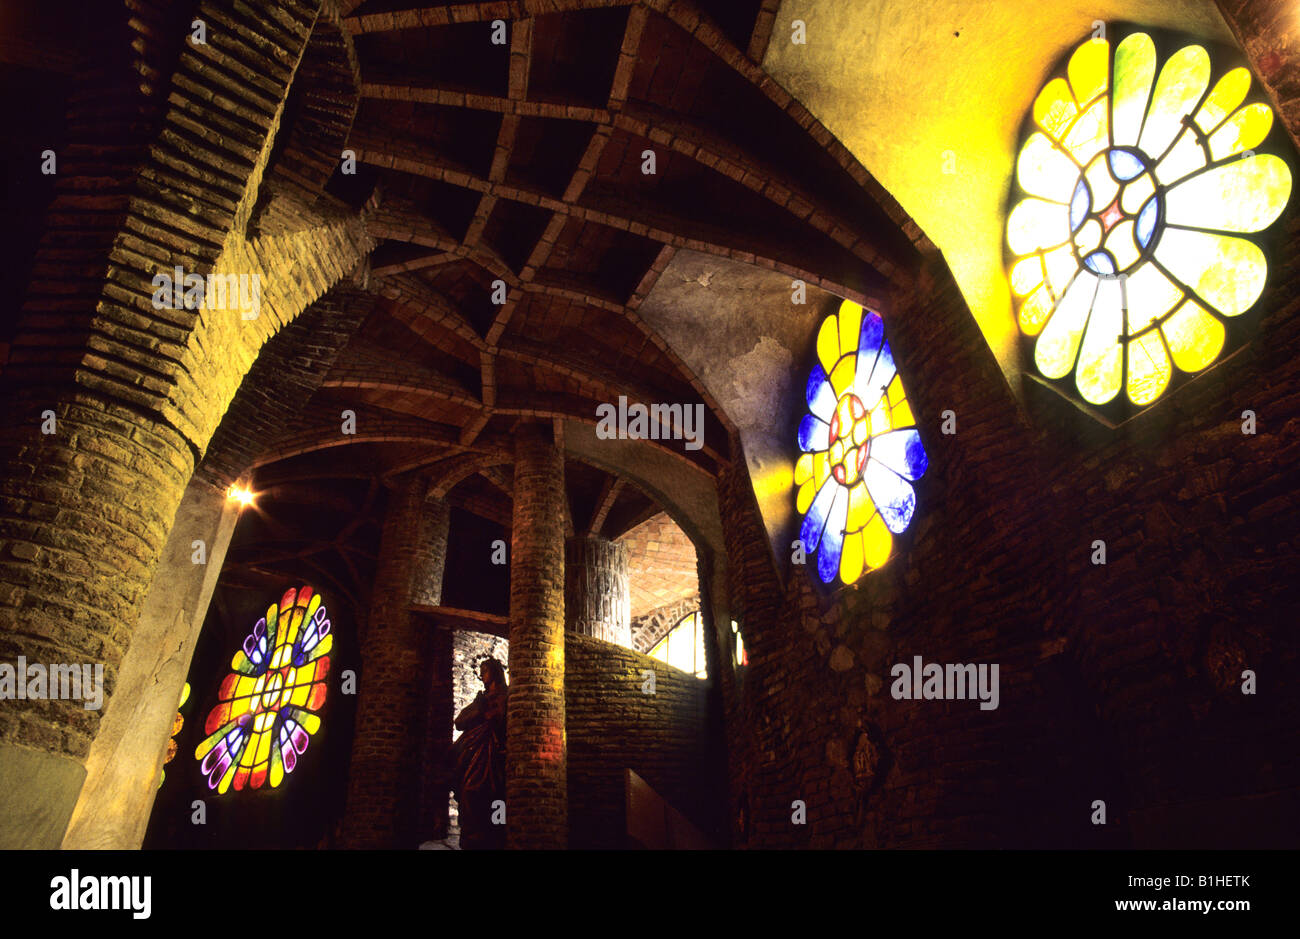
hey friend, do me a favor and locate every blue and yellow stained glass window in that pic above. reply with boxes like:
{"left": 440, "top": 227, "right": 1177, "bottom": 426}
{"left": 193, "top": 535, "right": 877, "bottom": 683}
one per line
{"left": 796, "top": 300, "right": 928, "bottom": 585}
{"left": 196, "top": 586, "right": 332, "bottom": 793}
{"left": 1008, "top": 28, "right": 1292, "bottom": 414}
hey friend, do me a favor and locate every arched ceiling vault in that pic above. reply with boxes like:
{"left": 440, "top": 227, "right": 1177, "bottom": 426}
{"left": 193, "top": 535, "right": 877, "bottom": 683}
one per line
{"left": 764, "top": 0, "right": 1235, "bottom": 388}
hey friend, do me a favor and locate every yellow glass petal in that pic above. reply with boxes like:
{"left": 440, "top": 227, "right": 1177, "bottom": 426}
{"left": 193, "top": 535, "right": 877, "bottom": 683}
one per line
{"left": 1104, "top": 220, "right": 1140, "bottom": 271}
{"left": 1007, "top": 198, "right": 1071, "bottom": 254}
{"left": 846, "top": 481, "right": 874, "bottom": 533}
{"left": 299, "top": 713, "right": 321, "bottom": 734}
{"left": 870, "top": 398, "right": 891, "bottom": 436}
{"left": 1154, "top": 128, "right": 1206, "bottom": 185}
{"left": 862, "top": 512, "right": 893, "bottom": 570}
{"left": 1075, "top": 275, "right": 1123, "bottom": 404}
{"left": 891, "top": 397, "right": 914, "bottom": 429}
{"left": 1112, "top": 33, "right": 1156, "bottom": 147}
{"left": 1208, "top": 103, "right": 1273, "bottom": 161}
{"left": 1139, "top": 44, "right": 1210, "bottom": 158}
{"left": 1126, "top": 329, "right": 1171, "bottom": 405}
{"left": 1155, "top": 228, "right": 1266, "bottom": 316}
{"left": 1074, "top": 218, "right": 1102, "bottom": 256}
{"left": 829, "top": 355, "right": 856, "bottom": 396}
{"left": 885, "top": 373, "right": 904, "bottom": 408}
{"left": 1018, "top": 284, "right": 1055, "bottom": 336}
{"left": 1033, "top": 77, "right": 1078, "bottom": 142}
{"left": 816, "top": 311, "right": 840, "bottom": 373}
{"left": 1043, "top": 243, "right": 1080, "bottom": 297}
{"left": 1165, "top": 154, "right": 1291, "bottom": 233}
{"left": 1085, "top": 156, "right": 1119, "bottom": 209}
{"left": 1120, "top": 172, "right": 1155, "bottom": 214}
{"left": 1161, "top": 300, "right": 1225, "bottom": 372}
{"left": 1124, "top": 262, "right": 1183, "bottom": 331}
{"left": 1063, "top": 97, "right": 1109, "bottom": 165}
{"left": 813, "top": 450, "right": 829, "bottom": 487}
{"left": 1018, "top": 132, "right": 1081, "bottom": 201}
{"left": 1195, "top": 67, "right": 1251, "bottom": 133}
{"left": 838, "top": 300, "right": 863, "bottom": 359}
{"left": 795, "top": 452, "right": 813, "bottom": 485}
{"left": 1035, "top": 272, "right": 1097, "bottom": 379}
{"left": 1069, "top": 38, "right": 1109, "bottom": 106}
{"left": 1010, "top": 256, "right": 1045, "bottom": 297}
{"left": 839, "top": 530, "right": 865, "bottom": 585}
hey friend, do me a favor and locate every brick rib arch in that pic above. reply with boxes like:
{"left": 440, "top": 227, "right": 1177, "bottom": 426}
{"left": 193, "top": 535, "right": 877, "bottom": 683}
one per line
{"left": 0, "top": 0, "right": 375, "bottom": 848}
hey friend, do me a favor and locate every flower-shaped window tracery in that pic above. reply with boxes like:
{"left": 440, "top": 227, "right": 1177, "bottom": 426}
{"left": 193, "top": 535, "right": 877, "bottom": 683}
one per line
{"left": 795, "top": 300, "right": 928, "bottom": 586}
{"left": 195, "top": 586, "right": 332, "bottom": 793}
{"left": 1008, "top": 29, "right": 1292, "bottom": 414}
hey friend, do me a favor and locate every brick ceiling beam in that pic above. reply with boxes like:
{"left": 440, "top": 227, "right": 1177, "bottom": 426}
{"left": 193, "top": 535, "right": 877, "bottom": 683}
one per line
{"left": 646, "top": 0, "right": 919, "bottom": 282}
{"left": 586, "top": 476, "right": 624, "bottom": 535}
{"left": 360, "top": 83, "right": 609, "bottom": 122}
{"left": 343, "top": 0, "right": 638, "bottom": 34}
{"left": 747, "top": 0, "right": 781, "bottom": 63}
{"left": 370, "top": 250, "right": 459, "bottom": 276}
{"left": 371, "top": 205, "right": 739, "bottom": 442}
{"left": 352, "top": 133, "right": 890, "bottom": 300}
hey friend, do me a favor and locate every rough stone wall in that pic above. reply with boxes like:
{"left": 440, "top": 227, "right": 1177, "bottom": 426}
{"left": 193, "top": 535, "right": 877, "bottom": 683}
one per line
{"left": 722, "top": 204, "right": 1300, "bottom": 847}
{"left": 565, "top": 632, "right": 713, "bottom": 849}
{"left": 630, "top": 595, "right": 700, "bottom": 654}
{"left": 452, "top": 630, "right": 510, "bottom": 736}
{"left": 564, "top": 536, "right": 631, "bottom": 646}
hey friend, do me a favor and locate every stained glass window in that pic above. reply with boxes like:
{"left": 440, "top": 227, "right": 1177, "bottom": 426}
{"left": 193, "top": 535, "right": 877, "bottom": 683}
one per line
{"left": 649, "top": 611, "right": 707, "bottom": 678}
{"left": 795, "top": 300, "right": 929, "bottom": 585}
{"left": 195, "top": 586, "right": 332, "bottom": 793}
{"left": 1008, "top": 29, "right": 1292, "bottom": 413}
{"left": 159, "top": 682, "right": 189, "bottom": 788}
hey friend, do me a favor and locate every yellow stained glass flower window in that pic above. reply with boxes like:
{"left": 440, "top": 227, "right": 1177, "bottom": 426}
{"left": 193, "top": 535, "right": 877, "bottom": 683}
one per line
{"left": 1008, "top": 29, "right": 1292, "bottom": 413}
{"left": 795, "top": 300, "right": 928, "bottom": 586}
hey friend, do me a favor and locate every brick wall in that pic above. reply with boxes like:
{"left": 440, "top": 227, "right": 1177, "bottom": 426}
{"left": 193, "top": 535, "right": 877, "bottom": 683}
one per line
{"left": 722, "top": 204, "right": 1300, "bottom": 847}
{"left": 565, "top": 632, "right": 715, "bottom": 848}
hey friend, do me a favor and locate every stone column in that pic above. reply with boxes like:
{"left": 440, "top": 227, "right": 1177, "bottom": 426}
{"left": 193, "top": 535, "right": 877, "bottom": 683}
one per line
{"left": 62, "top": 477, "right": 242, "bottom": 848}
{"left": 411, "top": 499, "right": 450, "bottom": 606}
{"left": 565, "top": 536, "right": 630, "bottom": 646}
{"left": 506, "top": 422, "right": 567, "bottom": 848}
{"left": 340, "top": 475, "right": 432, "bottom": 848}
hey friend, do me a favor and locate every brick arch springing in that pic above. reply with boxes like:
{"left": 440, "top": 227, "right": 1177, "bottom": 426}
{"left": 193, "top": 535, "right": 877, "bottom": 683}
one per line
{"left": 0, "top": 0, "right": 375, "bottom": 849}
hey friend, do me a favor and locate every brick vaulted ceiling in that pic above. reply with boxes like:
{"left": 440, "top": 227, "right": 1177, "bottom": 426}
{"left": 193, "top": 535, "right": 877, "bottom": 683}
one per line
{"left": 216, "top": 0, "right": 926, "bottom": 569}
{"left": 0, "top": 0, "right": 926, "bottom": 603}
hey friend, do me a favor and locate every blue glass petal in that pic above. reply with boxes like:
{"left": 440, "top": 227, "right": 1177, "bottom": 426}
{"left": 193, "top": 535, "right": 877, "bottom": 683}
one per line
{"left": 800, "top": 477, "right": 837, "bottom": 554}
{"left": 857, "top": 339, "right": 896, "bottom": 409}
{"left": 798, "top": 414, "right": 830, "bottom": 452}
{"left": 1108, "top": 148, "right": 1144, "bottom": 181}
{"left": 1084, "top": 252, "right": 1115, "bottom": 275}
{"left": 870, "top": 429, "right": 928, "bottom": 481}
{"left": 857, "top": 311, "right": 884, "bottom": 359}
{"left": 865, "top": 459, "right": 917, "bottom": 534}
{"left": 1135, "top": 198, "right": 1158, "bottom": 247}
{"left": 1070, "top": 178, "right": 1090, "bottom": 231}
{"left": 817, "top": 486, "right": 848, "bottom": 583}
{"left": 805, "top": 363, "right": 835, "bottom": 421}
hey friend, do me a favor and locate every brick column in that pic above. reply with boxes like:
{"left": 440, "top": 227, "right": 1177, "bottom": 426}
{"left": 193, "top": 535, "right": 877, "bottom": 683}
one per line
{"left": 411, "top": 499, "right": 450, "bottom": 606}
{"left": 340, "top": 474, "right": 431, "bottom": 848}
{"left": 507, "top": 422, "right": 568, "bottom": 848}
{"left": 565, "top": 536, "right": 631, "bottom": 646}
{"left": 412, "top": 496, "right": 451, "bottom": 841}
